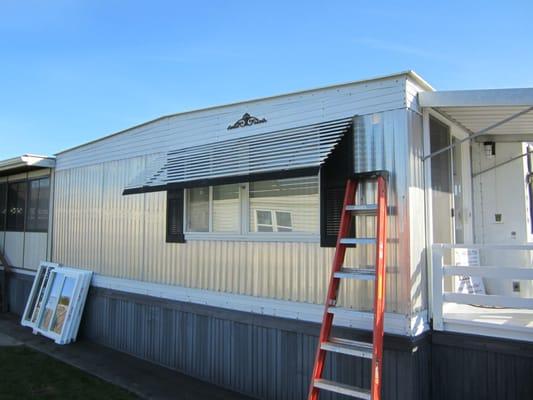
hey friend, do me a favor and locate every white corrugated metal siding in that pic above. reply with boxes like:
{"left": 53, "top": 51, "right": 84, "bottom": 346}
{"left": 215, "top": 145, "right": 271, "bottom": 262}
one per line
{"left": 52, "top": 110, "right": 427, "bottom": 314}
{"left": 55, "top": 76, "right": 411, "bottom": 171}
{"left": 51, "top": 75, "right": 428, "bottom": 315}
{"left": 53, "top": 155, "right": 395, "bottom": 309}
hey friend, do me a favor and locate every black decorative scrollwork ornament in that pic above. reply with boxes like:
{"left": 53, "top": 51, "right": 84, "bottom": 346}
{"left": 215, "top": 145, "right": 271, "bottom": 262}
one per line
{"left": 227, "top": 113, "right": 267, "bottom": 130}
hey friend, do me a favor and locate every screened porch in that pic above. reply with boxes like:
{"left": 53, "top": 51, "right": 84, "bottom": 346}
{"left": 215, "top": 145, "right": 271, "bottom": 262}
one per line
{"left": 421, "top": 88, "right": 533, "bottom": 341}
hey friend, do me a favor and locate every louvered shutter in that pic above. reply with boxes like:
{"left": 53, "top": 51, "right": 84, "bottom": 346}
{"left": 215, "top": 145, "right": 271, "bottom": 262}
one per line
{"left": 320, "top": 128, "right": 354, "bottom": 247}
{"left": 166, "top": 189, "right": 185, "bottom": 243}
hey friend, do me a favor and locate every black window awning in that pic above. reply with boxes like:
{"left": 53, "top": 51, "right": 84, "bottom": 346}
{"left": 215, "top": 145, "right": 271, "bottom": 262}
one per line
{"left": 123, "top": 117, "right": 353, "bottom": 195}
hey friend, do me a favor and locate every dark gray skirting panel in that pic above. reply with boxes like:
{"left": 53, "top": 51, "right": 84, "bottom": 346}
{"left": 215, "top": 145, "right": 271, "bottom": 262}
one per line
{"left": 7, "top": 272, "right": 429, "bottom": 399}
{"left": 7, "top": 271, "right": 533, "bottom": 399}
{"left": 80, "top": 287, "right": 430, "bottom": 400}
{"left": 6, "top": 271, "right": 33, "bottom": 316}
{"left": 431, "top": 331, "right": 533, "bottom": 400}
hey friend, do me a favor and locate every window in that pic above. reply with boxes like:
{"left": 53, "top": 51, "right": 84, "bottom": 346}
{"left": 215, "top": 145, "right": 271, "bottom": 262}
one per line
{"left": 212, "top": 184, "right": 240, "bottom": 232}
{"left": 22, "top": 262, "right": 57, "bottom": 327}
{"left": 21, "top": 262, "right": 93, "bottom": 345}
{"left": 26, "top": 177, "right": 50, "bottom": 232}
{"left": 186, "top": 187, "right": 209, "bottom": 232}
{"left": 4, "top": 177, "right": 50, "bottom": 232}
{"left": 6, "top": 181, "right": 27, "bottom": 231}
{"left": 0, "top": 182, "right": 6, "bottom": 231}
{"left": 186, "top": 184, "right": 241, "bottom": 233}
{"left": 178, "top": 176, "right": 319, "bottom": 238}
{"left": 249, "top": 177, "right": 318, "bottom": 233}
{"left": 5, "top": 177, "right": 50, "bottom": 232}
{"left": 255, "top": 210, "right": 293, "bottom": 232}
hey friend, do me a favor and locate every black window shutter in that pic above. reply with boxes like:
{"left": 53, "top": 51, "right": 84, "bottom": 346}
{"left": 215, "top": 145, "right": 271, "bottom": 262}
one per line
{"left": 320, "top": 127, "right": 354, "bottom": 247}
{"left": 166, "top": 189, "right": 185, "bottom": 243}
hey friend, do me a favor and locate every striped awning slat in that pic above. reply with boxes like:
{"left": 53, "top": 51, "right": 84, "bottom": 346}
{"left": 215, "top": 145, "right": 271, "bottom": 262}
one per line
{"left": 124, "top": 117, "right": 353, "bottom": 194}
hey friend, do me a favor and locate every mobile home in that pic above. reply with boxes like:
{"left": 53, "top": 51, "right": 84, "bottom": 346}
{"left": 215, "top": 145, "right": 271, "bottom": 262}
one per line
{"left": 1, "top": 71, "right": 533, "bottom": 399}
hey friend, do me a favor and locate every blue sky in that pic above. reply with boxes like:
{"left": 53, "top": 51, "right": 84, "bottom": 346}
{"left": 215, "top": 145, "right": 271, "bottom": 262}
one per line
{"left": 1, "top": 1, "right": 532, "bottom": 159}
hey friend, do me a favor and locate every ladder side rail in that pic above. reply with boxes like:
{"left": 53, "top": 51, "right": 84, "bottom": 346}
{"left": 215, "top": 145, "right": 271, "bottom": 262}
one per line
{"left": 308, "top": 179, "right": 357, "bottom": 400}
{"left": 370, "top": 176, "right": 387, "bottom": 400}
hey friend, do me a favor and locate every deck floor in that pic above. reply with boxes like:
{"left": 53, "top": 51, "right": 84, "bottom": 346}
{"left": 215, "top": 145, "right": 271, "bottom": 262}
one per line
{"left": 443, "top": 303, "right": 533, "bottom": 334}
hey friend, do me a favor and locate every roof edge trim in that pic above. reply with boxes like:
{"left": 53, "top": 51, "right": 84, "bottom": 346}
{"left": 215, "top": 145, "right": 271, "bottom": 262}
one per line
{"left": 0, "top": 154, "right": 55, "bottom": 174}
{"left": 419, "top": 88, "right": 533, "bottom": 108}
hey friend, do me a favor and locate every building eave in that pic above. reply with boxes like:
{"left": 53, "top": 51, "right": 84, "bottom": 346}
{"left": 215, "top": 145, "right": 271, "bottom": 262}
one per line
{"left": 0, "top": 154, "right": 55, "bottom": 177}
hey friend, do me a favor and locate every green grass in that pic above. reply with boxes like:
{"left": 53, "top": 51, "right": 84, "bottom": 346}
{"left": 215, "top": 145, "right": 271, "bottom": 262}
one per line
{"left": 0, "top": 346, "right": 137, "bottom": 399}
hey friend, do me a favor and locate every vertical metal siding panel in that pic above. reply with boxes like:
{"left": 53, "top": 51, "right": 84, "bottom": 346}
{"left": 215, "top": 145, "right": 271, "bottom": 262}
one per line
{"left": 71, "top": 167, "right": 80, "bottom": 266}
{"left": 100, "top": 157, "right": 145, "bottom": 280}
{"left": 54, "top": 165, "right": 104, "bottom": 270}
{"left": 346, "top": 108, "right": 413, "bottom": 313}
{"left": 52, "top": 170, "right": 65, "bottom": 264}
{"left": 407, "top": 110, "right": 427, "bottom": 314}
{"left": 62, "top": 169, "right": 73, "bottom": 265}
{"left": 80, "top": 164, "right": 103, "bottom": 270}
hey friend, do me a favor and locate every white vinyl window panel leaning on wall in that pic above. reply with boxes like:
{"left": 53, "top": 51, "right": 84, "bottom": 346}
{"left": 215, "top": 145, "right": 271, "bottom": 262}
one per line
{"left": 183, "top": 176, "right": 320, "bottom": 241}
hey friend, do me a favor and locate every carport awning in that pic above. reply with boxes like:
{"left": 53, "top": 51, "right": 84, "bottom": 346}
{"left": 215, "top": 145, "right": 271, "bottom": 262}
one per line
{"left": 419, "top": 88, "right": 533, "bottom": 142}
{"left": 123, "top": 117, "right": 353, "bottom": 195}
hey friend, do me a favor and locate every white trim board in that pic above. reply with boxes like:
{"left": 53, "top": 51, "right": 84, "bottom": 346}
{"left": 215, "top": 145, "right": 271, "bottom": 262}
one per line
{"left": 442, "top": 318, "right": 533, "bottom": 343}
{"left": 91, "top": 274, "right": 428, "bottom": 337}
{"left": 10, "top": 267, "right": 428, "bottom": 337}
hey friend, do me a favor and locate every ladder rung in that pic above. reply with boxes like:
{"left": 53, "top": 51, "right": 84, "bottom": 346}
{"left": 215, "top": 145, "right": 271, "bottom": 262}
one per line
{"left": 346, "top": 204, "right": 377, "bottom": 215}
{"left": 321, "top": 337, "right": 373, "bottom": 358}
{"left": 340, "top": 238, "right": 376, "bottom": 245}
{"left": 313, "top": 379, "right": 371, "bottom": 399}
{"left": 327, "top": 306, "right": 366, "bottom": 317}
{"left": 334, "top": 268, "right": 375, "bottom": 280}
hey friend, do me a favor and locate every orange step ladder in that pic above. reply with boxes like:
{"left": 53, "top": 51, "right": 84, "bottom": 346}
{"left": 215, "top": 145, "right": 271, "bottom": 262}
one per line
{"left": 308, "top": 171, "right": 388, "bottom": 400}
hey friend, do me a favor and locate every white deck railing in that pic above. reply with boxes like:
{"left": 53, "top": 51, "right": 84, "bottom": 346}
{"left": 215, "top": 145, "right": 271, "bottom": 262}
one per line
{"left": 432, "top": 243, "right": 533, "bottom": 336}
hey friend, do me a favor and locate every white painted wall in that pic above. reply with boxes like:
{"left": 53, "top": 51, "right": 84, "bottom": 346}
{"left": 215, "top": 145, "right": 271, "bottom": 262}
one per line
{"left": 472, "top": 141, "right": 533, "bottom": 297}
{"left": 23, "top": 232, "right": 48, "bottom": 270}
{"left": 4, "top": 231, "right": 24, "bottom": 268}
{"left": 1, "top": 231, "right": 48, "bottom": 269}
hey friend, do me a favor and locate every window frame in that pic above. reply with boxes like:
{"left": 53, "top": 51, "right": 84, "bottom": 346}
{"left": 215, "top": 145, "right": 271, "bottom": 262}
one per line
{"left": 6, "top": 179, "right": 27, "bottom": 232}
{"left": 21, "top": 262, "right": 93, "bottom": 345}
{"left": 182, "top": 177, "right": 321, "bottom": 243}
{"left": 25, "top": 176, "right": 50, "bottom": 233}
{"left": 3, "top": 176, "right": 51, "bottom": 233}
{"left": 254, "top": 209, "right": 294, "bottom": 233}
{"left": 0, "top": 181, "right": 7, "bottom": 231}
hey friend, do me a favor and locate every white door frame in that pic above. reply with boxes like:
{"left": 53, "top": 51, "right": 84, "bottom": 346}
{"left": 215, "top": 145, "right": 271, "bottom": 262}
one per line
{"left": 423, "top": 108, "right": 474, "bottom": 320}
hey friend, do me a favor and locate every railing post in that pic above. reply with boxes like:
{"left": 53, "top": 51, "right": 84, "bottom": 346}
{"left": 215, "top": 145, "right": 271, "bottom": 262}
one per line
{"left": 432, "top": 245, "right": 444, "bottom": 331}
